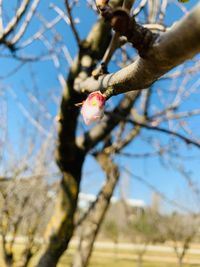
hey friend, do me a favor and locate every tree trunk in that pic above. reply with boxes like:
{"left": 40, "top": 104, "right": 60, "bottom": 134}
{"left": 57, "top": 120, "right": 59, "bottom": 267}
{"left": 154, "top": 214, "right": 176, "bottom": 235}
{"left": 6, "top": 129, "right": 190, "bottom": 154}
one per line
{"left": 114, "top": 241, "right": 118, "bottom": 261}
{"left": 36, "top": 8, "right": 119, "bottom": 267}
{"left": 19, "top": 250, "right": 33, "bottom": 267}
{"left": 35, "top": 64, "right": 86, "bottom": 266}
{"left": 36, "top": 165, "right": 83, "bottom": 267}
{"left": 71, "top": 153, "right": 119, "bottom": 267}
{"left": 3, "top": 254, "right": 13, "bottom": 267}
{"left": 2, "top": 238, "right": 14, "bottom": 267}
{"left": 178, "top": 257, "right": 184, "bottom": 267}
{"left": 137, "top": 254, "right": 143, "bottom": 267}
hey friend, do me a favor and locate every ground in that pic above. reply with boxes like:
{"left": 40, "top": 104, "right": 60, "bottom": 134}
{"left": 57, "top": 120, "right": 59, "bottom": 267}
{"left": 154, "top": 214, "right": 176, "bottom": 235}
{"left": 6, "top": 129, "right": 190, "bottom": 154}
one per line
{"left": 1, "top": 240, "right": 200, "bottom": 266}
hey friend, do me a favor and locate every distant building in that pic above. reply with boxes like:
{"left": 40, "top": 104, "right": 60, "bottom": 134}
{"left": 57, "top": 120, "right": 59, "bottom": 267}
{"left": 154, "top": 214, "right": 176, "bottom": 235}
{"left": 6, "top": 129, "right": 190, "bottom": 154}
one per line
{"left": 151, "top": 192, "right": 161, "bottom": 213}
{"left": 78, "top": 192, "right": 145, "bottom": 210}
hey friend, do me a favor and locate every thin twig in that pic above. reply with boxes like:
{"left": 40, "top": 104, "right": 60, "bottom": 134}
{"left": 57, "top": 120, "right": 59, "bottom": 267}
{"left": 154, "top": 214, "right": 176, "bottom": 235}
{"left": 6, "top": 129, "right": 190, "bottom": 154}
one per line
{"left": 0, "top": 0, "right": 31, "bottom": 40}
{"left": 159, "top": 0, "right": 168, "bottom": 23}
{"left": 123, "top": 166, "right": 192, "bottom": 213}
{"left": 11, "top": 0, "right": 40, "bottom": 44}
{"left": 130, "top": 119, "right": 200, "bottom": 148}
{"left": 133, "top": 0, "right": 147, "bottom": 16}
{"left": 105, "top": 111, "right": 200, "bottom": 149}
{"left": 19, "top": 15, "right": 62, "bottom": 49}
{"left": 65, "top": 0, "right": 81, "bottom": 46}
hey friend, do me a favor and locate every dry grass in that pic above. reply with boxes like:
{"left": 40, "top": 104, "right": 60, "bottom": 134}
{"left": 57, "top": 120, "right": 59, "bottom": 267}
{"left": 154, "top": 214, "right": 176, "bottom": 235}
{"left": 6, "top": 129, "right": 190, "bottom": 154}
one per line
{"left": 0, "top": 242, "right": 199, "bottom": 267}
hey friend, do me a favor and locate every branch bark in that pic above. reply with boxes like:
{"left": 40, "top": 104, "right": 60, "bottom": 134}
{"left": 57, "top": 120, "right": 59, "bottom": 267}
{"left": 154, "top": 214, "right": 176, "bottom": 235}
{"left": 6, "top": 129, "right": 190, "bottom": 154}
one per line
{"left": 0, "top": 0, "right": 31, "bottom": 40}
{"left": 75, "top": 3, "right": 200, "bottom": 97}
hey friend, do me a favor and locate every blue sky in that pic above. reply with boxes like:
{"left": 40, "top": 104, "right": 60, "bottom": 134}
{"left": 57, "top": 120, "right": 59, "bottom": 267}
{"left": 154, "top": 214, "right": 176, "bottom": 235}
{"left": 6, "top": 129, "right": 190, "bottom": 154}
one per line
{"left": 1, "top": 0, "right": 200, "bottom": 214}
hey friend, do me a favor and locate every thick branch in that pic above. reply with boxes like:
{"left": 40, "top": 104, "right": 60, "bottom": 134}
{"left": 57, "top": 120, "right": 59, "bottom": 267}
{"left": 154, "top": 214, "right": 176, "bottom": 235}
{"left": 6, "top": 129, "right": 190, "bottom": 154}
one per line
{"left": 76, "top": 3, "right": 200, "bottom": 97}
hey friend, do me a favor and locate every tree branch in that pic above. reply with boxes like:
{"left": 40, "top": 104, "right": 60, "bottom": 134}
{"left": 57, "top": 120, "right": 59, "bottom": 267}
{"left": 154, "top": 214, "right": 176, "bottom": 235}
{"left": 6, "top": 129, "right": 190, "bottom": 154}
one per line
{"left": 121, "top": 116, "right": 200, "bottom": 149}
{"left": 75, "top": 3, "right": 200, "bottom": 98}
{"left": 11, "top": 0, "right": 40, "bottom": 45}
{"left": 0, "top": 0, "right": 31, "bottom": 41}
{"left": 65, "top": 0, "right": 81, "bottom": 46}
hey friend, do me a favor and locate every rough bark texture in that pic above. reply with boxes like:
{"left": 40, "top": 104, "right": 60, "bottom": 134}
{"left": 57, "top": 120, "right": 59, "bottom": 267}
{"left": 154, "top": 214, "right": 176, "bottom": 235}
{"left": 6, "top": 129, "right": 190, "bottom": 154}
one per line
{"left": 71, "top": 153, "right": 119, "bottom": 267}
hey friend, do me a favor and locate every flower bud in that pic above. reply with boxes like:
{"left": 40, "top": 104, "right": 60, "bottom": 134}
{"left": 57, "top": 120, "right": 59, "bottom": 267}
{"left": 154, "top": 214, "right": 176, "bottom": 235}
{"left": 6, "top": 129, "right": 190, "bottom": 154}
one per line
{"left": 81, "top": 91, "right": 106, "bottom": 125}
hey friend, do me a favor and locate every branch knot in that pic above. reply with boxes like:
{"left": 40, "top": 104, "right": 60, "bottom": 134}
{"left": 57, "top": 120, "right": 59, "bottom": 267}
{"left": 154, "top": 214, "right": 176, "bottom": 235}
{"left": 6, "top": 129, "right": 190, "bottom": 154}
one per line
{"left": 98, "top": 5, "right": 159, "bottom": 57}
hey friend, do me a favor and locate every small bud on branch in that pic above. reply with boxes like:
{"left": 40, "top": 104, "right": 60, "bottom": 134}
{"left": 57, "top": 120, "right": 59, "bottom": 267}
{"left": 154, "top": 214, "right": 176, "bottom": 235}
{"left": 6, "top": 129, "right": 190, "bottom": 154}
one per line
{"left": 81, "top": 91, "right": 106, "bottom": 125}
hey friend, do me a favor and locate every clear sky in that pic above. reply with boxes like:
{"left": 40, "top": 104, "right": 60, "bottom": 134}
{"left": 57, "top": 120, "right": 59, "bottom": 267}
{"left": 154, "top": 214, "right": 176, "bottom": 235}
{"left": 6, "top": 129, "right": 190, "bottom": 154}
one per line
{"left": 1, "top": 0, "right": 200, "bottom": 214}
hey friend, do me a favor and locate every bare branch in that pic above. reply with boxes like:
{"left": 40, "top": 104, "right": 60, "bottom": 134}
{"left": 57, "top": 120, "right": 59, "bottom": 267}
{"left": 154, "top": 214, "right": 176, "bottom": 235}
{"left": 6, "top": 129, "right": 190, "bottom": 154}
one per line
{"left": 159, "top": 0, "right": 168, "bottom": 23}
{"left": 0, "top": 0, "right": 31, "bottom": 41}
{"left": 133, "top": 0, "right": 147, "bottom": 16}
{"left": 92, "top": 0, "right": 134, "bottom": 78}
{"left": 151, "top": 109, "right": 200, "bottom": 124}
{"left": 8, "top": 87, "right": 51, "bottom": 137}
{"left": 11, "top": 0, "right": 40, "bottom": 45}
{"left": 104, "top": 125, "right": 140, "bottom": 154}
{"left": 127, "top": 117, "right": 200, "bottom": 149}
{"left": 142, "top": 23, "right": 166, "bottom": 32}
{"left": 50, "top": 3, "right": 70, "bottom": 25}
{"left": 65, "top": 0, "right": 81, "bottom": 46}
{"left": 123, "top": 167, "right": 192, "bottom": 213}
{"left": 19, "top": 15, "right": 63, "bottom": 49}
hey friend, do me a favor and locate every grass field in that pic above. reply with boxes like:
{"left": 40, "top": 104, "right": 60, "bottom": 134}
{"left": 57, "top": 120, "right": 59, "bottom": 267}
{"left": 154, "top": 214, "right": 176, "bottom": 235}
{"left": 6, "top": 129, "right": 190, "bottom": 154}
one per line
{"left": 0, "top": 241, "right": 200, "bottom": 267}
{"left": 57, "top": 241, "right": 200, "bottom": 267}
{"left": 59, "top": 257, "right": 193, "bottom": 267}
{"left": 59, "top": 251, "right": 196, "bottom": 267}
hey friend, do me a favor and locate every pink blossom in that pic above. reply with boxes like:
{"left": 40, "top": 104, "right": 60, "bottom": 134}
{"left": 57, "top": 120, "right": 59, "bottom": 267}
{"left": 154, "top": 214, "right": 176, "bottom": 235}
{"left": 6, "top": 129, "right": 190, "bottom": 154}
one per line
{"left": 81, "top": 91, "right": 106, "bottom": 125}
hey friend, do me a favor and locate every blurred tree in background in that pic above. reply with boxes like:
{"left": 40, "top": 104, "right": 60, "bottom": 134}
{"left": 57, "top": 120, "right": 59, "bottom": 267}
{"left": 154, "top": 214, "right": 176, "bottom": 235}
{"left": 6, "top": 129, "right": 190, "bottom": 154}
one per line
{"left": 164, "top": 213, "right": 200, "bottom": 267}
